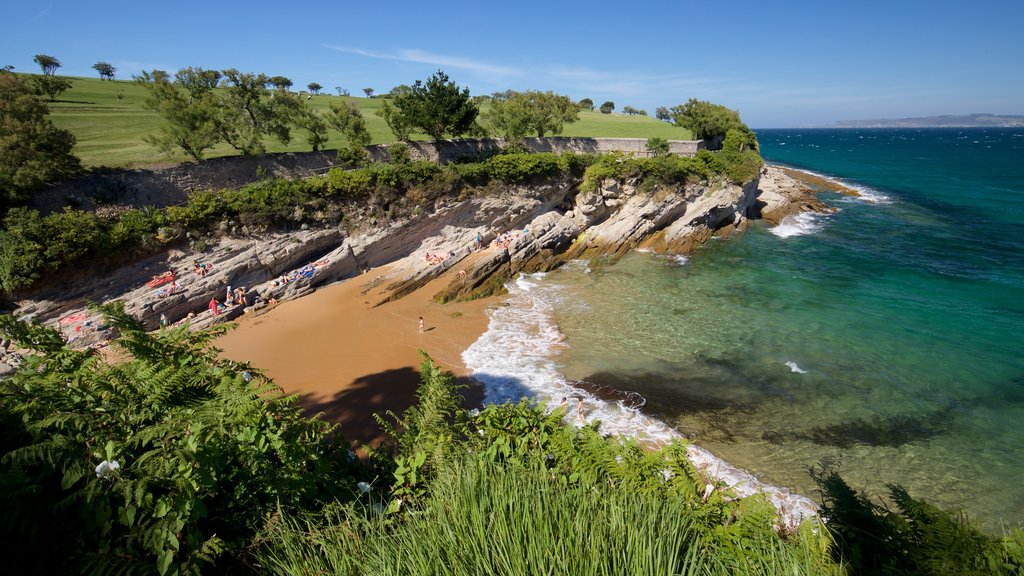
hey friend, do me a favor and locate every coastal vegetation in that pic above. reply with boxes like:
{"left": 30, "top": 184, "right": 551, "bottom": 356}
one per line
{"left": 2, "top": 307, "right": 1020, "bottom": 574}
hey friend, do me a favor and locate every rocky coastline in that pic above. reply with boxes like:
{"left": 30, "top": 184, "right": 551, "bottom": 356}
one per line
{"left": 4, "top": 165, "right": 832, "bottom": 371}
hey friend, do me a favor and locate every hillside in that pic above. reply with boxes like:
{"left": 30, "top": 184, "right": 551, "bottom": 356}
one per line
{"left": 836, "top": 113, "right": 1024, "bottom": 128}
{"left": 44, "top": 75, "right": 690, "bottom": 168}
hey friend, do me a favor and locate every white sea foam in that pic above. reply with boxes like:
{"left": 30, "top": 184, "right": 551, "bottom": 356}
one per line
{"left": 783, "top": 165, "right": 893, "bottom": 204}
{"left": 785, "top": 361, "right": 808, "bottom": 374}
{"left": 770, "top": 212, "right": 825, "bottom": 238}
{"left": 463, "top": 274, "right": 819, "bottom": 529}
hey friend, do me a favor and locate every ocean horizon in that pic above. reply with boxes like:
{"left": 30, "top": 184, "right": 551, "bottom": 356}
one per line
{"left": 464, "top": 127, "right": 1024, "bottom": 527}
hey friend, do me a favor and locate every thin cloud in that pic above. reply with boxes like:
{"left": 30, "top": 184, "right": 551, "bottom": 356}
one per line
{"left": 539, "top": 65, "right": 729, "bottom": 100}
{"left": 324, "top": 45, "right": 521, "bottom": 77}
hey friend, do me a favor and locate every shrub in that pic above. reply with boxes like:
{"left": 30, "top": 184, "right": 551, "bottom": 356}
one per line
{"left": 485, "top": 152, "right": 562, "bottom": 184}
{"left": 0, "top": 305, "right": 357, "bottom": 575}
{"left": 327, "top": 168, "right": 374, "bottom": 198}
{"left": 166, "top": 190, "right": 224, "bottom": 230}
{"left": 388, "top": 142, "right": 412, "bottom": 165}
{"left": 646, "top": 136, "right": 670, "bottom": 157}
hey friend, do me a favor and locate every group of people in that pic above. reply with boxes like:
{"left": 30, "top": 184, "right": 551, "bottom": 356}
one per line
{"left": 209, "top": 285, "right": 254, "bottom": 315}
{"left": 492, "top": 228, "right": 528, "bottom": 251}
{"left": 272, "top": 261, "right": 325, "bottom": 287}
{"left": 424, "top": 251, "right": 455, "bottom": 265}
{"left": 560, "top": 396, "right": 587, "bottom": 423}
{"left": 193, "top": 260, "right": 213, "bottom": 277}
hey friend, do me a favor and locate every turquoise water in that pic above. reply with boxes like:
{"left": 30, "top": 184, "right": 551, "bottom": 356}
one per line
{"left": 502, "top": 129, "right": 1024, "bottom": 525}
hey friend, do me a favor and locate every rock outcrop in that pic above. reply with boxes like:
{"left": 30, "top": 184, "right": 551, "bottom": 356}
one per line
{"left": 12, "top": 166, "right": 829, "bottom": 345}
{"left": 753, "top": 165, "right": 839, "bottom": 224}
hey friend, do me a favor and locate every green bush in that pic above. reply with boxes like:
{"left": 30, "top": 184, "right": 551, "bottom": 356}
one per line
{"left": 485, "top": 152, "right": 562, "bottom": 184}
{"left": 0, "top": 304, "right": 357, "bottom": 575}
{"left": 646, "top": 136, "right": 670, "bottom": 157}
{"left": 326, "top": 168, "right": 374, "bottom": 198}
{"left": 166, "top": 190, "right": 224, "bottom": 229}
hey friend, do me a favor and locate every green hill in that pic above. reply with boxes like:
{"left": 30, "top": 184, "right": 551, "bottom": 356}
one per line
{"left": 44, "top": 75, "right": 690, "bottom": 168}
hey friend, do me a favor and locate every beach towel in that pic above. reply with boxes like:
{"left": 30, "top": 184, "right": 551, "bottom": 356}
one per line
{"left": 146, "top": 271, "right": 176, "bottom": 288}
{"left": 59, "top": 312, "right": 88, "bottom": 324}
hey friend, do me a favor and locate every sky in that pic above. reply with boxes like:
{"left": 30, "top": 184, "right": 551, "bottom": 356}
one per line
{"left": 4, "top": 0, "right": 1023, "bottom": 127}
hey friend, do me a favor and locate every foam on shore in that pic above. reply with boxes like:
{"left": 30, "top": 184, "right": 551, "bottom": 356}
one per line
{"left": 781, "top": 164, "right": 893, "bottom": 204}
{"left": 463, "top": 272, "right": 819, "bottom": 529}
{"left": 770, "top": 212, "right": 826, "bottom": 238}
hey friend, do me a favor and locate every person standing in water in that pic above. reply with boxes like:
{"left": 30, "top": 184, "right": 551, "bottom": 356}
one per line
{"left": 418, "top": 317, "right": 425, "bottom": 333}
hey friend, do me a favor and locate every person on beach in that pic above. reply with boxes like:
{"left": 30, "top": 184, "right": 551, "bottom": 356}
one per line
{"left": 475, "top": 232, "right": 482, "bottom": 250}
{"left": 560, "top": 397, "right": 568, "bottom": 413}
{"left": 418, "top": 317, "right": 425, "bottom": 333}
{"left": 577, "top": 397, "right": 585, "bottom": 423}
{"left": 159, "top": 313, "right": 168, "bottom": 327}
{"left": 209, "top": 298, "right": 220, "bottom": 316}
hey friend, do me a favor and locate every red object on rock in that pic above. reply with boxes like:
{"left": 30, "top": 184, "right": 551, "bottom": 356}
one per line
{"left": 146, "top": 271, "right": 176, "bottom": 288}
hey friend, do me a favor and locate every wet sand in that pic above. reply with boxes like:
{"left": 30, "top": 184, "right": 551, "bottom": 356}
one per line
{"left": 217, "top": 263, "right": 494, "bottom": 448}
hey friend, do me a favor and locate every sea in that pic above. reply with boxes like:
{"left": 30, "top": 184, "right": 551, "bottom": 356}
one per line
{"left": 463, "top": 128, "right": 1024, "bottom": 527}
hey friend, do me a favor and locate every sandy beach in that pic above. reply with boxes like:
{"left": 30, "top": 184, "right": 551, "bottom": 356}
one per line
{"left": 217, "top": 262, "right": 494, "bottom": 448}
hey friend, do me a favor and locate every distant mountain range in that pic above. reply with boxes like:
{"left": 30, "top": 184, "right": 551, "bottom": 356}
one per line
{"left": 836, "top": 113, "right": 1024, "bottom": 128}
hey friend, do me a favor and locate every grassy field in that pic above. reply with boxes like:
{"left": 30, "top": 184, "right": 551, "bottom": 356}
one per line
{"left": 44, "top": 75, "right": 690, "bottom": 168}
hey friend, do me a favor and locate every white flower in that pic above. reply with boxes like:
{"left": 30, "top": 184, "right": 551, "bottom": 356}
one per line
{"left": 357, "top": 481, "right": 371, "bottom": 493}
{"left": 95, "top": 459, "right": 120, "bottom": 479}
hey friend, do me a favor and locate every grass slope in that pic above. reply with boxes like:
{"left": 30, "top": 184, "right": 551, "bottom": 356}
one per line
{"left": 44, "top": 75, "right": 690, "bottom": 168}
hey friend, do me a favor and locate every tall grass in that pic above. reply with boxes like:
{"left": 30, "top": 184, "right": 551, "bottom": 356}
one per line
{"left": 257, "top": 455, "right": 842, "bottom": 576}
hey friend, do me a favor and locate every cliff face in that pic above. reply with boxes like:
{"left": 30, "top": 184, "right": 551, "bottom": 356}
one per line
{"left": 12, "top": 166, "right": 826, "bottom": 341}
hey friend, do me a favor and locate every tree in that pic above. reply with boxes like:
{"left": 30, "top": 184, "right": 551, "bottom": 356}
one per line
{"left": 387, "top": 84, "right": 413, "bottom": 99}
{"left": 655, "top": 106, "right": 671, "bottom": 122}
{"left": 136, "top": 70, "right": 220, "bottom": 161}
{"left": 33, "top": 54, "right": 61, "bottom": 76}
{"left": 363, "top": 87, "right": 374, "bottom": 98}
{"left": 334, "top": 86, "right": 349, "bottom": 96}
{"left": 485, "top": 90, "right": 579, "bottom": 139}
{"left": 577, "top": 97, "right": 594, "bottom": 111}
{"left": 377, "top": 100, "right": 411, "bottom": 141}
{"left": 92, "top": 61, "right": 116, "bottom": 81}
{"left": 669, "top": 98, "right": 748, "bottom": 143}
{"left": 0, "top": 73, "right": 80, "bottom": 205}
{"left": 297, "top": 107, "right": 328, "bottom": 151}
{"left": 390, "top": 69, "right": 478, "bottom": 141}
{"left": 174, "top": 67, "right": 221, "bottom": 98}
{"left": 268, "top": 76, "right": 293, "bottom": 91}
{"left": 621, "top": 106, "right": 647, "bottom": 116}
{"left": 31, "top": 75, "right": 72, "bottom": 102}
{"left": 307, "top": 82, "right": 322, "bottom": 95}
{"left": 326, "top": 102, "right": 371, "bottom": 147}
{"left": 217, "top": 69, "right": 296, "bottom": 155}
{"left": 599, "top": 101, "right": 615, "bottom": 114}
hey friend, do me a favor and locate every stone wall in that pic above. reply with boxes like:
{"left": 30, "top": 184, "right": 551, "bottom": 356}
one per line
{"left": 34, "top": 138, "right": 704, "bottom": 213}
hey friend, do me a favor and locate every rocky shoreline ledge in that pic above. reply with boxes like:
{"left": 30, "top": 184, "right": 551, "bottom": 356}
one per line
{"left": 4, "top": 164, "right": 833, "bottom": 373}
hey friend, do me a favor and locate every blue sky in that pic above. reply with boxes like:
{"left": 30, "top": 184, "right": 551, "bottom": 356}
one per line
{"left": 5, "top": 0, "right": 1022, "bottom": 127}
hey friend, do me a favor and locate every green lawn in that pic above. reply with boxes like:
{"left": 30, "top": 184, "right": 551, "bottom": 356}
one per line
{"left": 44, "top": 75, "right": 690, "bottom": 168}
